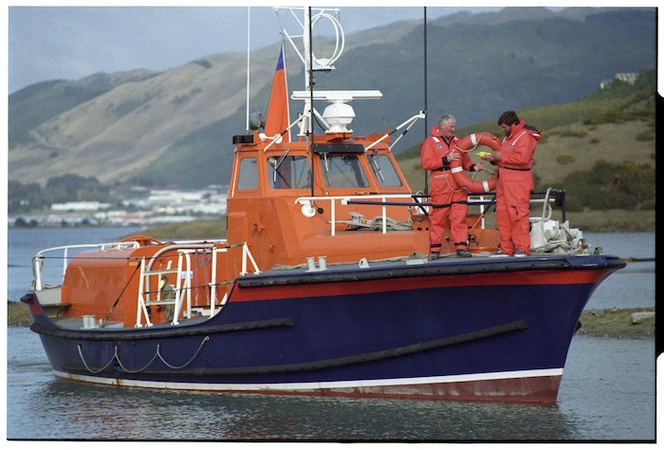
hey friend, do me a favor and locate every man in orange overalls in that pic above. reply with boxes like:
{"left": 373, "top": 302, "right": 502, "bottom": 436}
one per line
{"left": 420, "top": 114, "right": 482, "bottom": 259}
{"left": 482, "top": 111, "right": 541, "bottom": 256}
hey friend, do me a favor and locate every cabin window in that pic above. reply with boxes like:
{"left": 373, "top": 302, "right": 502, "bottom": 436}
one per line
{"left": 237, "top": 157, "right": 258, "bottom": 190}
{"left": 368, "top": 154, "right": 403, "bottom": 187}
{"left": 268, "top": 155, "right": 311, "bottom": 189}
{"left": 319, "top": 154, "right": 370, "bottom": 189}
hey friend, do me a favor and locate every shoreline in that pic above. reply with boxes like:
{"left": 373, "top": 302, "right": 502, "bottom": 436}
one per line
{"left": 8, "top": 208, "right": 657, "bottom": 235}
{"left": 7, "top": 301, "right": 654, "bottom": 339}
{"left": 575, "top": 307, "right": 655, "bottom": 339}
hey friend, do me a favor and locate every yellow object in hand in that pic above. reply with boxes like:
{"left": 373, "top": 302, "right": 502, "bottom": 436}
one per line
{"left": 478, "top": 151, "right": 491, "bottom": 158}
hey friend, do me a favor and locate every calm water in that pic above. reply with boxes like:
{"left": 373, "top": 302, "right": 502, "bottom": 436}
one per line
{"left": 5, "top": 228, "right": 657, "bottom": 441}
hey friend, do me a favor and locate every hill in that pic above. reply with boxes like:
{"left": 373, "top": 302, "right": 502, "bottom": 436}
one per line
{"left": 8, "top": 7, "right": 656, "bottom": 189}
{"left": 396, "top": 70, "right": 657, "bottom": 231}
{"left": 142, "top": 70, "right": 656, "bottom": 237}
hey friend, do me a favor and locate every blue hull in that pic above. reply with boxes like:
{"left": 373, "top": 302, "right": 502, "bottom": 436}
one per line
{"left": 24, "top": 254, "right": 625, "bottom": 402}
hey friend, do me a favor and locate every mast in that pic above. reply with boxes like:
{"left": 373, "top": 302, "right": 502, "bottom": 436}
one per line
{"left": 307, "top": 7, "right": 315, "bottom": 197}
{"left": 245, "top": 7, "right": 251, "bottom": 132}
{"left": 423, "top": 6, "right": 429, "bottom": 195}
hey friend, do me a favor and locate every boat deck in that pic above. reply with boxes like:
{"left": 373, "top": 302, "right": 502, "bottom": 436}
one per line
{"left": 236, "top": 251, "right": 621, "bottom": 288}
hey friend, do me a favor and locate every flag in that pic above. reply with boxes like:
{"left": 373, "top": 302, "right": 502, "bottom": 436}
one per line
{"left": 264, "top": 44, "right": 290, "bottom": 141}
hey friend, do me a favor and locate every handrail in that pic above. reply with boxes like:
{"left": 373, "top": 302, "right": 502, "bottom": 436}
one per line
{"left": 30, "top": 238, "right": 260, "bottom": 328}
{"left": 31, "top": 239, "right": 225, "bottom": 291}
{"left": 136, "top": 242, "right": 261, "bottom": 327}
{"left": 295, "top": 191, "right": 564, "bottom": 236}
{"left": 295, "top": 194, "right": 418, "bottom": 236}
{"left": 32, "top": 241, "right": 140, "bottom": 291}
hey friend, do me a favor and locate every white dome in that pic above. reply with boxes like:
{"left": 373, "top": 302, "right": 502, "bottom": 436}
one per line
{"left": 322, "top": 101, "right": 355, "bottom": 133}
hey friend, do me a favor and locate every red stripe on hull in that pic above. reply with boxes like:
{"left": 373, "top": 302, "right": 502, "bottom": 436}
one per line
{"left": 230, "top": 269, "right": 606, "bottom": 302}
{"left": 183, "top": 375, "right": 562, "bottom": 403}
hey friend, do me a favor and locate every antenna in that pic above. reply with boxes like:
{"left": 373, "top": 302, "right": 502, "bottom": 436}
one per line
{"left": 277, "top": 7, "right": 348, "bottom": 137}
{"left": 245, "top": 7, "right": 251, "bottom": 132}
{"left": 308, "top": 7, "right": 315, "bottom": 197}
{"left": 423, "top": 7, "right": 429, "bottom": 195}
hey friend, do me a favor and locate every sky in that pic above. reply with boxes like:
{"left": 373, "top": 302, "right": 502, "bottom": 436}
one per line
{"left": 8, "top": 2, "right": 660, "bottom": 95}
{"left": 6, "top": 2, "right": 511, "bottom": 95}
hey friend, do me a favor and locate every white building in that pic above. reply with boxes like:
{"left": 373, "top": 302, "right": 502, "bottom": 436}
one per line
{"left": 51, "top": 201, "right": 111, "bottom": 211}
{"left": 600, "top": 72, "right": 640, "bottom": 89}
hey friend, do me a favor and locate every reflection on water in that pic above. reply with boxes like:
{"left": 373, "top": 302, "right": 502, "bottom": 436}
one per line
{"left": 32, "top": 383, "right": 247, "bottom": 440}
{"left": 20, "top": 380, "right": 577, "bottom": 441}
{"left": 7, "top": 326, "right": 654, "bottom": 441}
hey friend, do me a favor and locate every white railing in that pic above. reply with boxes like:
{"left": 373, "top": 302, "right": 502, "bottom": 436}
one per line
{"left": 29, "top": 238, "right": 260, "bottom": 328}
{"left": 295, "top": 194, "right": 431, "bottom": 236}
{"left": 32, "top": 241, "right": 141, "bottom": 291}
{"left": 294, "top": 192, "right": 561, "bottom": 237}
{"left": 136, "top": 242, "right": 261, "bottom": 327}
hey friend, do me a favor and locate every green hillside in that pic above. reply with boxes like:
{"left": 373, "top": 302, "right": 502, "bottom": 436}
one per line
{"left": 8, "top": 70, "right": 158, "bottom": 149}
{"left": 396, "top": 70, "right": 656, "bottom": 231}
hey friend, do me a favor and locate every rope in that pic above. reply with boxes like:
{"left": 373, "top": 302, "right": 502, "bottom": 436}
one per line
{"left": 367, "top": 216, "right": 413, "bottom": 232}
{"left": 452, "top": 131, "right": 493, "bottom": 154}
{"left": 77, "top": 345, "right": 118, "bottom": 374}
{"left": 113, "top": 346, "right": 161, "bottom": 374}
{"left": 77, "top": 336, "right": 210, "bottom": 374}
{"left": 530, "top": 190, "right": 589, "bottom": 254}
{"left": 157, "top": 336, "right": 210, "bottom": 369}
{"left": 100, "top": 262, "right": 142, "bottom": 327}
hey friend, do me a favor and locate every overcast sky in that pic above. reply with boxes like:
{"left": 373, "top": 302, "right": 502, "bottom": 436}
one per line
{"left": 7, "top": 2, "right": 660, "bottom": 95}
{"left": 6, "top": 3, "right": 510, "bottom": 94}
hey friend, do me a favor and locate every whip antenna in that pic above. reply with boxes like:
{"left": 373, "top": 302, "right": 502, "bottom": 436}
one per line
{"left": 423, "top": 6, "right": 429, "bottom": 195}
{"left": 245, "top": 7, "right": 251, "bottom": 132}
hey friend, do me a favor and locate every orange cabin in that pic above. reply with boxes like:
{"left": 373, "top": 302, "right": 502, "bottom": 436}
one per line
{"left": 227, "top": 131, "right": 431, "bottom": 270}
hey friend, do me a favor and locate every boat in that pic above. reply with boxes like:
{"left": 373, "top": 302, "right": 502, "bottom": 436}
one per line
{"left": 21, "top": 7, "right": 625, "bottom": 403}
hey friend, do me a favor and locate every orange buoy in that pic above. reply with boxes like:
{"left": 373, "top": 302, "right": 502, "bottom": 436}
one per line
{"left": 450, "top": 133, "right": 500, "bottom": 193}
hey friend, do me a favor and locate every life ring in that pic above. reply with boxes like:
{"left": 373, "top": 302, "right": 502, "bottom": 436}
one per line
{"left": 449, "top": 132, "right": 500, "bottom": 193}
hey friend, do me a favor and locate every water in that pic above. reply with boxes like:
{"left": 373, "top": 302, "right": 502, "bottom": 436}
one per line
{"left": 5, "top": 228, "right": 657, "bottom": 441}
{"left": 7, "top": 226, "right": 143, "bottom": 302}
{"left": 582, "top": 232, "right": 655, "bottom": 310}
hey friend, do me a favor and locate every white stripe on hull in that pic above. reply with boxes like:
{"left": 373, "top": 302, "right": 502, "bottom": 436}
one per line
{"left": 52, "top": 368, "right": 563, "bottom": 393}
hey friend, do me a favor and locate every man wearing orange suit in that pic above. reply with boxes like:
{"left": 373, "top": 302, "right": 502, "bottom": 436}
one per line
{"left": 482, "top": 111, "right": 541, "bottom": 256}
{"left": 420, "top": 114, "right": 483, "bottom": 259}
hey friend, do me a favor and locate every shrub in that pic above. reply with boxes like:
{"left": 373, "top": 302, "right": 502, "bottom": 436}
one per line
{"left": 563, "top": 195, "right": 584, "bottom": 212}
{"left": 559, "top": 160, "right": 655, "bottom": 210}
{"left": 548, "top": 129, "right": 586, "bottom": 138}
{"left": 589, "top": 138, "right": 600, "bottom": 144}
{"left": 556, "top": 154, "right": 576, "bottom": 165}
{"left": 635, "top": 131, "right": 655, "bottom": 141}
{"left": 557, "top": 129, "right": 587, "bottom": 138}
{"left": 640, "top": 199, "right": 656, "bottom": 210}
{"left": 630, "top": 108, "right": 651, "bottom": 119}
{"left": 583, "top": 109, "right": 631, "bottom": 125}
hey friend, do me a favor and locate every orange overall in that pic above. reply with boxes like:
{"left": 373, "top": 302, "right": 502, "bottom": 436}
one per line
{"left": 495, "top": 121, "right": 541, "bottom": 255}
{"left": 420, "top": 127, "right": 476, "bottom": 254}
